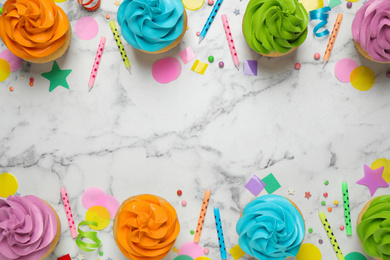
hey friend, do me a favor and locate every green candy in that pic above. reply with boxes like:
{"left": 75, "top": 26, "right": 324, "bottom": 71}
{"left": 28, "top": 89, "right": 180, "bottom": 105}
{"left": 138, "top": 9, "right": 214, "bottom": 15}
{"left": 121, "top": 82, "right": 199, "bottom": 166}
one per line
{"left": 208, "top": 56, "right": 214, "bottom": 62}
{"left": 357, "top": 195, "right": 390, "bottom": 259}
{"left": 243, "top": 0, "right": 308, "bottom": 54}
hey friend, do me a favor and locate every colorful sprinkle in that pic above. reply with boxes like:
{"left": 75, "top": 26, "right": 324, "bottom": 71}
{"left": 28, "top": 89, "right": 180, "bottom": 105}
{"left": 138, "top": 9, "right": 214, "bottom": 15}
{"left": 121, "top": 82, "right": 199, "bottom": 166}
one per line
{"left": 20, "top": 76, "right": 24, "bottom": 80}
{"left": 190, "top": 230, "right": 195, "bottom": 235}
{"left": 294, "top": 63, "right": 301, "bottom": 70}
{"left": 321, "top": 201, "right": 326, "bottom": 206}
{"left": 177, "top": 190, "right": 182, "bottom": 196}
{"left": 99, "top": 251, "right": 103, "bottom": 256}
{"left": 208, "top": 56, "right": 214, "bottom": 63}
{"left": 9, "top": 86, "right": 14, "bottom": 92}
{"left": 196, "top": 32, "right": 200, "bottom": 36}
{"left": 340, "top": 225, "right": 345, "bottom": 231}
{"left": 208, "top": 0, "right": 214, "bottom": 5}
{"left": 346, "top": 2, "right": 352, "bottom": 8}
{"left": 308, "top": 228, "right": 313, "bottom": 233}
{"left": 29, "top": 77, "right": 34, "bottom": 82}
{"left": 334, "top": 200, "right": 339, "bottom": 205}
{"left": 204, "top": 248, "right": 209, "bottom": 255}
{"left": 319, "top": 239, "right": 323, "bottom": 244}
{"left": 327, "top": 207, "right": 332, "bottom": 212}
{"left": 181, "top": 200, "right": 187, "bottom": 206}
{"left": 29, "top": 82, "right": 34, "bottom": 87}
{"left": 172, "top": 247, "right": 178, "bottom": 252}
{"left": 324, "top": 180, "right": 329, "bottom": 185}
{"left": 305, "top": 191, "right": 311, "bottom": 199}
{"left": 323, "top": 192, "right": 328, "bottom": 198}
{"left": 106, "top": 14, "right": 110, "bottom": 19}
{"left": 218, "top": 61, "right": 224, "bottom": 68}
{"left": 314, "top": 53, "right": 321, "bottom": 60}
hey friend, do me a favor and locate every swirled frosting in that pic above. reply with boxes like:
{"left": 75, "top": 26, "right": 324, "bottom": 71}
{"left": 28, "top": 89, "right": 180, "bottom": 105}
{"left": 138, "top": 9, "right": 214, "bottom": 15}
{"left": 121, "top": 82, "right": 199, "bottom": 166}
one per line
{"left": 117, "top": 0, "right": 184, "bottom": 52}
{"left": 243, "top": 0, "right": 308, "bottom": 54}
{"left": 0, "top": 0, "right": 69, "bottom": 60}
{"left": 236, "top": 195, "right": 305, "bottom": 260}
{"left": 115, "top": 194, "right": 180, "bottom": 260}
{"left": 357, "top": 195, "right": 390, "bottom": 259}
{"left": 352, "top": 0, "right": 390, "bottom": 63}
{"left": 0, "top": 195, "right": 58, "bottom": 260}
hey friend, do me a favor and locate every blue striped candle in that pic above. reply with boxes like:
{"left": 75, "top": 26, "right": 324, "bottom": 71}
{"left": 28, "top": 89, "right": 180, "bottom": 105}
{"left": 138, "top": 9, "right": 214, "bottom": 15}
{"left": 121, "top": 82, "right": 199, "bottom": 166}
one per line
{"left": 214, "top": 208, "right": 227, "bottom": 259}
{"left": 199, "top": 0, "right": 224, "bottom": 43}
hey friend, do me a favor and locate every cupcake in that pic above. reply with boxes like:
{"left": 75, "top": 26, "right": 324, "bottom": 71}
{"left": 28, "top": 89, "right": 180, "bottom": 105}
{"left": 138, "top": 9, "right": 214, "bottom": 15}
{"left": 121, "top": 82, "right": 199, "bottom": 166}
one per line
{"left": 113, "top": 194, "right": 180, "bottom": 260}
{"left": 242, "top": 0, "right": 308, "bottom": 57}
{"left": 236, "top": 194, "right": 305, "bottom": 259}
{"left": 352, "top": 0, "right": 390, "bottom": 63}
{"left": 117, "top": 0, "right": 187, "bottom": 54}
{"left": 0, "top": 0, "right": 71, "bottom": 63}
{"left": 0, "top": 195, "right": 61, "bottom": 260}
{"left": 357, "top": 195, "right": 390, "bottom": 259}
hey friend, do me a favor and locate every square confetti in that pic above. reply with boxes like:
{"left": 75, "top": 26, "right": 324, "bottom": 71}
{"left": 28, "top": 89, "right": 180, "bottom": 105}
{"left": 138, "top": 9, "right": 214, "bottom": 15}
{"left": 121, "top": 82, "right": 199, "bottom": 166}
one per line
{"left": 57, "top": 254, "right": 71, "bottom": 260}
{"left": 191, "top": 60, "right": 208, "bottom": 75}
{"left": 179, "top": 47, "right": 196, "bottom": 64}
{"left": 327, "top": 0, "right": 342, "bottom": 8}
{"left": 244, "top": 174, "right": 266, "bottom": 196}
{"left": 262, "top": 173, "right": 281, "bottom": 194}
{"left": 243, "top": 60, "right": 258, "bottom": 76}
{"left": 229, "top": 244, "right": 246, "bottom": 260}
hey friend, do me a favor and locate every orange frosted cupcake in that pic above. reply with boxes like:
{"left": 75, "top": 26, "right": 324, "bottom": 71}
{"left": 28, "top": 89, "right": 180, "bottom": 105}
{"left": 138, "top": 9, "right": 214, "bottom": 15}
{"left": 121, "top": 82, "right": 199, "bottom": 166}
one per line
{"left": 113, "top": 194, "right": 180, "bottom": 260}
{"left": 0, "top": 0, "right": 71, "bottom": 63}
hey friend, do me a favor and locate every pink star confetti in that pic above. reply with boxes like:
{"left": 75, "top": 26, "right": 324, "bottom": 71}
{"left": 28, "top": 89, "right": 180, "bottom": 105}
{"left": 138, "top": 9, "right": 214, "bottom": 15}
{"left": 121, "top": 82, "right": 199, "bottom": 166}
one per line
{"left": 356, "top": 164, "right": 388, "bottom": 196}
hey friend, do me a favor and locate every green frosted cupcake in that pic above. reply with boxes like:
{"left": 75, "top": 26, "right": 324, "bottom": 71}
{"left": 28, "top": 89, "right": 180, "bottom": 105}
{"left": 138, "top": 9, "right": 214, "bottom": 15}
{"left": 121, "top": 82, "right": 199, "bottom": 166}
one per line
{"left": 242, "top": 0, "right": 308, "bottom": 57}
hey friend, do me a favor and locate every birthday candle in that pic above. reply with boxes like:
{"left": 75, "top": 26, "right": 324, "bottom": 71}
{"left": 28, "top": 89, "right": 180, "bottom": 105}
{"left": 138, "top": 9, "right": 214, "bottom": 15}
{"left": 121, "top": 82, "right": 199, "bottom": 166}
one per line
{"left": 342, "top": 181, "right": 352, "bottom": 235}
{"left": 214, "top": 208, "right": 227, "bottom": 259}
{"left": 319, "top": 211, "right": 345, "bottom": 260}
{"left": 109, "top": 21, "right": 131, "bottom": 74}
{"left": 194, "top": 189, "right": 211, "bottom": 243}
{"left": 88, "top": 36, "right": 106, "bottom": 91}
{"left": 323, "top": 14, "right": 343, "bottom": 67}
{"left": 61, "top": 187, "right": 78, "bottom": 238}
{"left": 221, "top": 14, "right": 239, "bottom": 70}
{"left": 199, "top": 0, "right": 224, "bottom": 43}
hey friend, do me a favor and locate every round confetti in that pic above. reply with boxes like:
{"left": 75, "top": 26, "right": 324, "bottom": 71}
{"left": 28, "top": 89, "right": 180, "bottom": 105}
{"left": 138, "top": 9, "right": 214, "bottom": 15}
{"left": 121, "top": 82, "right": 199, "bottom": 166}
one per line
{"left": 299, "top": 0, "right": 323, "bottom": 12}
{"left": 0, "top": 58, "right": 11, "bottom": 82}
{"left": 0, "top": 49, "right": 23, "bottom": 72}
{"left": 182, "top": 0, "right": 204, "bottom": 11}
{"left": 9, "top": 86, "right": 14, "bottom": 92}
{"left": 190, "top": 230, "right": 195, "bottom": 235}
{"left": 323, "top": 192, "right": 328, "bottom": 198}
{"left": 347, "top": 2, "right": 352, "bottom": 8}
{"left": 371, "top": 158, "right": 390, "bottom": 182}
{"left": 318, "top": 239, "right": 323, "bottom": 244}
{"left": 178, "top": 241, "right": 203, "bottom": 259}
{"left": 174, "top": 256, "right": 193, "bottom": 260}
{"left": 196, "top": 32, "right": 200, "bottom": 36}
{"left": 334, "top": 58, "right": 358, "bottom": 83}
{"left": 321, "top": 201, "right": 326, "bottom": 206}
{"left": 294, "top": 63, "right": 301, "bottom": 70}
{"left": 314, "top": 53, "right": 320, "bottom": 60}
{"left": 350, "top": 66, "right": 375, "bottom": 91}
{"left": 219, "top": 61, "right": 224, "bottom": 68}
{"left": 75, "top": 16, "right": 99, "bottom": 40}
{"left": 203, "top": 248, "right": 209, "bottom": 255}
{"left": 194, "top": 257, "right": 211, "bottom": 260}
{"left": 340, "top": 225, "right": 345, "bottom": 231}
{"left": 296, "top": 243, "right": 322, "bottom": 260}
{"left": 308, "top": 228, "right": 313, "bottom": 233}
{"left": 177, "top": 190, "right": 182, "bottom": 196}
{"left": 0, "top": 173, "right": 18, "bottom": 198}
{"left": 345, "top": 252, "right": 367, "bottom": 260}
{"left": 99, "top": 251, "right": 103, "bottom": 256}
{"left": 334, "top": 200, "right": 339, "bottom": 205}
{"left": 152, "top": 57, "right": 182, "bottom": 84}
{"left": 324, "top": 180, "right": 329, "bottom": 185}
{"left": 54, "top": 0, "right": 67, "bottom": 2}
{"left": 208, "top": 56, "right": 214, "bottom": 63}
{"left": 182, "top": 200, "right": 187, "bottom": 206}
{"left": 327, "top": 207, "right": 332, "bottom": 212}
{"left": 85, "top": 206, "right": 111, "bottom": 230}
{"left": 172, "top": 247, "right": 178, "bottom": 253}
{"left": 346, "top": 0, "right": 359, "bottom": 2}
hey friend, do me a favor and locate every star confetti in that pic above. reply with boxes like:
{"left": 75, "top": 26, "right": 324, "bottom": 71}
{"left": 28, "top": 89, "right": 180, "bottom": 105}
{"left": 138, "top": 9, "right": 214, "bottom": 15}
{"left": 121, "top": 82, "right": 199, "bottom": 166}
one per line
{"left": 304, "top": 192, "right": 312, "bottom": 199}
{"left": 76, "top": 254, "right": 85, "bottom": 260}
{"left": 114, "top": 0, "right": 121, "bottom": 6}
{"left": 233, "top": 9, "right": 240, "bottom": 16}
{"left": 41, "top": 61, "right": 72, "bottom": 92}
{"left": 356, "top": 164, "right": 388, "bottom": 196}
{"left": 288, "top": 188, "right": 295, "bottom": 195}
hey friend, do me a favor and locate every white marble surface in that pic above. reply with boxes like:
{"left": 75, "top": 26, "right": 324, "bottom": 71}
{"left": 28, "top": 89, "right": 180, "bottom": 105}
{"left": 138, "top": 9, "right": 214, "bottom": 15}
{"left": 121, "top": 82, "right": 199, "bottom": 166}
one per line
{"left": 1, "top": 0, "right": 390, "bottom": 259}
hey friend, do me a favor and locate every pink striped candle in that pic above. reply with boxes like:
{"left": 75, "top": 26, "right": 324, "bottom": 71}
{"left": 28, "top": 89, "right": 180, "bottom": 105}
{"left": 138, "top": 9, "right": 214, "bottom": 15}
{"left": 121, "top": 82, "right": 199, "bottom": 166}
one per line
{"left": 88, "top": 36, "right": 106, "bottom": 91}
{"left": 221, "top": 14, "right": 239, "bottom": 69}
{"left": 61, "top": 187, "right": 78, "bottom": 238}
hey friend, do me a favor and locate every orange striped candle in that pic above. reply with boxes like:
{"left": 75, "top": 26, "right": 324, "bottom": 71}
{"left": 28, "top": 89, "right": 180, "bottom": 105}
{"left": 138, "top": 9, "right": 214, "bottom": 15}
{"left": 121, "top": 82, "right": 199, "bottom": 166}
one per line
{"left": 194, "top": 189, "right": 211, "bottom": 243}
{"left": 323, "top": 14, "right": 343, "bottom": 67}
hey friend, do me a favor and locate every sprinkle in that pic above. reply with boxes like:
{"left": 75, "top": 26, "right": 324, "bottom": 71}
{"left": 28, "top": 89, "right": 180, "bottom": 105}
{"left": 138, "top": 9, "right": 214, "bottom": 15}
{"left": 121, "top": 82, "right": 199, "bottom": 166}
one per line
{"left": 323, "top": 192, "right": 328, "bottom": 198}
{"left": 308, "top": 228, "right": 313, "bottom": 233}
{"left": 9, "top": 86, "right": 14, "bottom": 92}
{"left": 321, "top": 201, "right": 326, "bottom": 206}
{"left": 324, "top": 180, "right": 329, "bottom": 185}
{"left": 294, "top": 63, "right": 301, "bottom": 70}
{"left": 29, "top": 77, "right": 34, "bottom": 82}
{"left": 99, "top": 251, "right": 103, "bottom": 256}
{"left": 208, "top": 0, "right": 214, "bottom": 5}
{"left": 386, "top": 71, "right": 390, "bottom": 78}
{"left": 186, "top": 26, "right": 189, "bottom": 30}
{"left": 181, "top": 200, "right": 187, "bottom": 206}
{"left": 190, "top": 230, "right": 195, "bottom": 235}
{"left": 29, "top": 82, "right": 34, "bottom": 87}
{"left": 204, "top": 248, "right": 209, "bottom": 255}
{"left": 340, "top": 225, "right": 345, "bottom": 230}
{"left": 334, "top": 200, "right": 339, "bottom": 205}
{"left": 346, "top": 2, "right": 352, "bottom": 8}
{"left": 106, "top": 14, "right": 110, "bottom": 19}
{"left": 304, "top": 191, "right": 311, "bottom": 199}
{"left": 20, "top": 76, "right": 24, "bottom": 80}
{"left": 319, "top": 239, "right": 323, "bottom": 244}
{"left": 219, "top": 61, "right": 224, "bottom": 68}
{"left": 196, "top": 32, "right": 200, "bottom": 36}
{"left": 208, "top": 56, "right": 214, "bottom": 63}
{"left": 172, "top": 247, "right": 178, "bottom": 252}
{"left": 177, "top": 190, "right": 182, "bottom": 196}
{"left": 314, "top": 53, "right": 321, "bottom": 60}
{"left": 327, "top": 207, "right": 332, "bottom": 212}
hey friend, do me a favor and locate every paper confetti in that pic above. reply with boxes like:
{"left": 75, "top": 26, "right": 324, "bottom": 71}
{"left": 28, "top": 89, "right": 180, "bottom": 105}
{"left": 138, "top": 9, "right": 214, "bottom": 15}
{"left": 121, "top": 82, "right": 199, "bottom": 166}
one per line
{"left": 371, "top": 158, "right": 390, "bottom": 182}
{"left": 350, "top": 66, "right": 375, "bottom": 91}
{"left": 296, "top": 243, "right": 322, "bottom": 260}
{"left": 327, "top": 0, "right": 342, "bottom": 8}
{"left": 244, "top": 174, "right": 266, "bottom": 196}
{"left": 229, "top": 244, "right": 245, "bottom": 260}
{"left": 0, "top": 173, "right": 18, "bottom": 198}
{"left": 179, "top": 47, "right": 196, "bottom": 64}
{"left": 0, "top": 58, "right": 11, "bottom": 82}
{"left": 262, "top": 173, "right": 281, "bottom": 194}
{"left": 75, "top": 16, "right": 99, "bottom": 40}
{"left": 57, "top": 254, "right": 71, "bottom": 260}
{"left": 243, "top": 60, "right": 257, "bottom": 76}
{"left": 85, "top": 206, "right": 111, "bottom": 230}
{"left": 191, "top": 60, "right": 208, "bottom": 75}
{"left": 356, "top": 164, "right": 388, "bottom": 196}
{"left": 41, "top": 61, "right": 72, "bottom": 92}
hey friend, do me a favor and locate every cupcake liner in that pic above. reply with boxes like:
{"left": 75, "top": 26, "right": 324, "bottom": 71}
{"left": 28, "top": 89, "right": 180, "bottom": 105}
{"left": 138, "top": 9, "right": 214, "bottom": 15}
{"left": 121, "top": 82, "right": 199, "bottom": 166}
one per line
{"left": 40, "top": 200, "right": 61, "bottom": 260}
{"left": 354, "top": 40, "right": 390, "bottom": 64}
